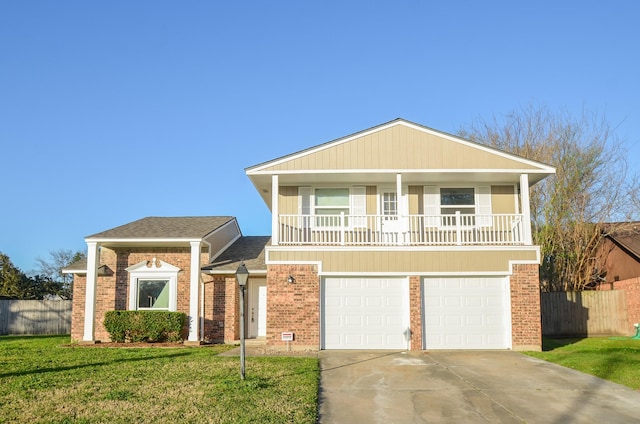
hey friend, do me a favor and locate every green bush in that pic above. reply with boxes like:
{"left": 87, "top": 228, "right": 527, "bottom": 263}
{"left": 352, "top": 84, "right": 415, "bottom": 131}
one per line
{"left": 103, "top": 311, "right": 186, "bottom": 343}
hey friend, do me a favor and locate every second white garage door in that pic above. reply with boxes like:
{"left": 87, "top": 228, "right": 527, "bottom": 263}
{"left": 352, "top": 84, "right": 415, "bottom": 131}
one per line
{"left": 423, "top": 277, "right": 510, "bottom": 349}
{"left": 322, "top": 277, "right": 409, "bottom": 349}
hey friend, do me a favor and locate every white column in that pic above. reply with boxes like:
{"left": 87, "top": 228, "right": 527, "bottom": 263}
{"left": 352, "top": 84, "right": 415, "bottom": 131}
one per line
{"left": 188, "top": 241, "right": 201, "bottom": 342}
{"left": 396, "top": 173, "right": 403, "bottom": 217}
{"left": 83, "top": 242, "right": 99, "bottom": 341}
{"left": 520, "top": 174, "right": 532, "bottom": 245}
{"left": 271, "top": 174, "right": 279, "bottom": 246}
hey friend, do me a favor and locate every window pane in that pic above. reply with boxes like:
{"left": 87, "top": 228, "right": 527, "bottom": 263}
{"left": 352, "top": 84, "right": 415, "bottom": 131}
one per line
{"left": 315, "top": 188, "right": 349, "bottom": 207}
{"left": 382, "top": 192, "right": 397, "bottom": 215}
{"left": 138, "top": 280, "right": 169, "bottom": 309}
{"left": 441, "top": 188, "right": 474, "bottom": 206}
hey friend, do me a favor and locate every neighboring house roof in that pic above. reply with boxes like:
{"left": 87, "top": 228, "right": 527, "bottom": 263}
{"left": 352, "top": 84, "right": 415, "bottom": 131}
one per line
{"left": 86, "top": 216, "right": 235, "bottom": 240}
{"left": 606, "top": 223, "right": 640, "bottom": 262}
{"left": 245, "top": 118, "right": 556, "bottom": 208}
{"left": 61, "top": 259, "right": 111, "bottom": 275}
{"left": 202, "top": 236, "right": 270, "bottom": 274}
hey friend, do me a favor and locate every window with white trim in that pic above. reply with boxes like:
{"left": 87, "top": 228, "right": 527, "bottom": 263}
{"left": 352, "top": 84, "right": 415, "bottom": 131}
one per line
{"left": 423, "top": 186, "right": 492, "bottom": 227}
{"left": 299, "top": 186, "right": 366, "bottom": 228}
{"left": 126, "top": 258, "right": 180, "bottom": 312}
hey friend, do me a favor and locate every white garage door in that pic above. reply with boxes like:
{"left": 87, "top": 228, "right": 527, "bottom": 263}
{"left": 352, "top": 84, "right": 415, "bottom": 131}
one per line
{"left": 423, "top": 277, "right": 510, "bottom": 349}
{"left": 322, "top": 277, "right": 409, "bottom": 349}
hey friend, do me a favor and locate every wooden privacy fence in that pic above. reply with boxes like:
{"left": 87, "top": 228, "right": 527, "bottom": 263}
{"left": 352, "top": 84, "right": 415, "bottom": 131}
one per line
{"left": 0, "top": 300, "right": 72, "bottom": 335}
{"left": 541, "top": 291, "right": 630, "bottom": 337}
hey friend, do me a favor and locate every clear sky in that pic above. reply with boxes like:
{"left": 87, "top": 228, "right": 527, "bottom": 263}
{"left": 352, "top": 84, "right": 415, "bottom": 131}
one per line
{"left": 1, "top": 1, "right": 639, "bottom": 272}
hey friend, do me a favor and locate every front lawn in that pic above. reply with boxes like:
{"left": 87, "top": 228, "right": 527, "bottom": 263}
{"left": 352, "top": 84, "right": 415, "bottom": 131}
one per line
{"left": 525, "top": 337, "right": 640, "bottom": 390}
{"left": 0, "top": 335, "right": 319, "bottom": 423}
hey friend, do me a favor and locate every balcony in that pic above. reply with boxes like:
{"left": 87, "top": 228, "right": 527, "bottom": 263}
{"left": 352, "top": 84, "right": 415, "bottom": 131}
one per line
{"left": 277, "top": 213, "right": 528, "bottom": 246}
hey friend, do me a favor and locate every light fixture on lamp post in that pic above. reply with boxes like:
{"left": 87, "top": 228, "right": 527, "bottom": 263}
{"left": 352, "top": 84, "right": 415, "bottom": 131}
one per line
{"left": 235, "top": 262, "right": 249, "bottom": 380}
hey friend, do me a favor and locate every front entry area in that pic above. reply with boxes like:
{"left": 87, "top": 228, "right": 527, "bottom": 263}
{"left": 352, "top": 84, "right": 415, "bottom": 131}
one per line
{"left": 423, "top": 276, "right": 510, "bottom": 349}
{"left": 321, "top": 277, "right": 410, "bottom": 349}
{"left": 248, "top": 279, "right": 267, "bottom": 338}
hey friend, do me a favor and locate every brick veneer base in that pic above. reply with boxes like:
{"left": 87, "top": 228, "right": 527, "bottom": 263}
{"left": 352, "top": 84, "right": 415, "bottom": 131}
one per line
{"left": 266, "top": 264, "right": 320, "bottom": 349}
{"left": 510, "top": 263, "right": 542, "bottom": 351}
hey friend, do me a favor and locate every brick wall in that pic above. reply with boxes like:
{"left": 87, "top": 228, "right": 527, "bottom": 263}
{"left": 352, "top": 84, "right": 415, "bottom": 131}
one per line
{"left": 71, "top": 274, "right": 86, "bottom": 341}
{"left": 266, "top": 264, "right": 319, "bottom": 348}
{"left": 72, "top": 246, "right": 197, "bottom": 342}
{"left": 599, "top": 277, "right": 640, "bottom": 333}
{"left": 409, "top": 276, "right": 422, "bottom": 351}
{"left": 510, "top": 263, "right": 542, "bottom": 351}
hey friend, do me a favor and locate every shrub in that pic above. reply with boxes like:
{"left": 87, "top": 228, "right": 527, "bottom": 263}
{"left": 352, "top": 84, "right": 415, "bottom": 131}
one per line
{"left": 103, "top": 311, "right": 186, "bottom": 343}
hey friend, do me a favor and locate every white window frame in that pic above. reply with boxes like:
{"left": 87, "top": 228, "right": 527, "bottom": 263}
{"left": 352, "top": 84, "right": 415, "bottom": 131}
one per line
{"left": 126, "top": 258, "right": 180, "bottom": 312}
{"left": 424, "top": 185, "right": 492, "bottom": 228}
{"left": 299, "top": 185, "right": 366, "bottom": 229}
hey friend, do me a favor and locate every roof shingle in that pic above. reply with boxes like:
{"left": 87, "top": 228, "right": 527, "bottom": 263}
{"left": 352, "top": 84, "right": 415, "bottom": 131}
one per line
{"left": 86, "top": 216, "right": 235, "bottom": 239}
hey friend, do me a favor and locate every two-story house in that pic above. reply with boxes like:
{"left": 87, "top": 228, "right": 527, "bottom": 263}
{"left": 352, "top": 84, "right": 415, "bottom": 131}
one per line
{"left": 245, "top": 118, "right": 554, "bottom": 351}
{"left": 67, "top": 118, "right": 554, "bottom": 351}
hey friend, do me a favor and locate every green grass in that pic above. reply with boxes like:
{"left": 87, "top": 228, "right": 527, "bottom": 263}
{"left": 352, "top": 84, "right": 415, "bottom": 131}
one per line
{"left": 0, "top": 335, "right": 319, "bottom": 423}
{"left": 525, "top": 337, "right": 640, "bottom": 390}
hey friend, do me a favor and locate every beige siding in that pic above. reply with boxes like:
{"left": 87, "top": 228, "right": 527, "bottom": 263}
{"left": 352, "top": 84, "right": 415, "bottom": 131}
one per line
{"left": 366, "top": 186, "right": 377, "bottom": 214}
{"left": 491, "top": 185, "right": 516, "bottom": 214}
{"left": 261, "top": 125, "right": 540, "bottom": 172}
{"left": 279, "top": 186, "right": 298, "bottom": 215}
{"left": 268, "top": 248, "right": 538, "bottom": 274}
{"left": 408, "top": 186, "right": 422, "bottom": 214}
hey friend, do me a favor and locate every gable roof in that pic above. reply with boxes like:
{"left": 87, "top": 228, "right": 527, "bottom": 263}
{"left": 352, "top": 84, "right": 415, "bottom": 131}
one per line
{"left": 86, "top": 216, "right": 236, "bottom": 241}
{"left": 246, "top": 118, "right": 555, "bottom": 207}
{"left": 606, "top": 223, "right": 640, "bottom": 262}
{"left": 202, "top": 236, "right": 270, "bottom": 274}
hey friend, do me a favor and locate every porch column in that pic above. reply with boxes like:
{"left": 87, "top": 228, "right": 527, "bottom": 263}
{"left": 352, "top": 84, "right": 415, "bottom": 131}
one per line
{"left": 271, "top": 174, "right": 279, "bottom": 246}
{"left": 188, "top": 241, "right": 201, "bottom": 342}
{"left": 520, "top": 174, "right": 532, "bottom": 245}
{"left": 396, "top": 173, "right": 403, "bottom": 217}
{"left": 83, "top": 241, "right": 99, "bottom": 341}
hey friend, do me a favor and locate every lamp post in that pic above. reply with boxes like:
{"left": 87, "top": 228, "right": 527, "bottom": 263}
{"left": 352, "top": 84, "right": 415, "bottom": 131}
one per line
{"left": 235, "top": 262, "right": 249, "bottom": 380}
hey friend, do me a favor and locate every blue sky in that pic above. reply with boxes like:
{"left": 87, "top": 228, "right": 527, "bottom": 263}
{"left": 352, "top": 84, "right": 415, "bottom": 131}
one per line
{"left": 1, "top": 1, "right": 639, "bottom": 271}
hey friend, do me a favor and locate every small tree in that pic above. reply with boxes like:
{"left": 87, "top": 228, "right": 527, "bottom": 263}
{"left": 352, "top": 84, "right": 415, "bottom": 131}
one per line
{"left": 459, "top": 104, "right": 640, "bottom": 291}
{"left": 34, "top": 249, "right": 86, "bottom": 299}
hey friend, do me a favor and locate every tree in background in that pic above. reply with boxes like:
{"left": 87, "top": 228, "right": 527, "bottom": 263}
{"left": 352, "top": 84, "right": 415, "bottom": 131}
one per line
{"left": 459, "top": 104, "right": 640, "bottom": 291}
{"left": 1, "top": 250, "right": 84, "bottom": 299}
{"left": 35, "top": 249, "right": 86, "bottom": 300}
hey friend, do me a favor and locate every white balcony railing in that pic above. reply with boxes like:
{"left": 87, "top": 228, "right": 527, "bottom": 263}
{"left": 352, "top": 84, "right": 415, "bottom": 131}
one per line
{"left": 277, "top": 213, "right": 527, "bottom": 246}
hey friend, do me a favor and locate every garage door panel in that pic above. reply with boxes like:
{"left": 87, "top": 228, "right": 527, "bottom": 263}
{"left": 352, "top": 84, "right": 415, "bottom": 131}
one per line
{"left": 322, "top": 277, "right": 409, "bottom": 350}
{"left": 424, "top": 277, "right": 510, "bottom": 350}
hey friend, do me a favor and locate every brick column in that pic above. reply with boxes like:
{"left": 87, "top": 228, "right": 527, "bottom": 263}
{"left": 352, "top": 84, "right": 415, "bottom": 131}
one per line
{"left": 510, "top": 263, "right": 542, "bottom": 351}
{"left": 409, "top": 276, "right": 423, "bottom": 350}
{"left": 266, "top": 264, "right": 319, "bottom": 350}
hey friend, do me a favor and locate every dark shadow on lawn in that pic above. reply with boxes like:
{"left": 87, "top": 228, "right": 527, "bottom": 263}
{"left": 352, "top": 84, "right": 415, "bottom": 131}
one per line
{"left": 542, "top": 337, "right": 586, "bottom": 351}
{"left": 0, "top": 350, "right": 191, "bottom": 379}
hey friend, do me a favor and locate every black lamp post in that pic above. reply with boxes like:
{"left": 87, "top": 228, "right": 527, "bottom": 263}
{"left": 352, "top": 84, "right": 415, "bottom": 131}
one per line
{"left": 235, "top": 262, "right": 249, "bottom": 380}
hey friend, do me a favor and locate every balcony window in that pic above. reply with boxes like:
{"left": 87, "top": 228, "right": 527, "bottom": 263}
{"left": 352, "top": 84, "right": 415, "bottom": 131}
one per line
{"left": 315, "top": 188, "right": 350, "bottom": 226}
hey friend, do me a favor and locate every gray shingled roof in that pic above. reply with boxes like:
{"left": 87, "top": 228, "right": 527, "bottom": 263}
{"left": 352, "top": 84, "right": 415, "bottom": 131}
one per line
{"left": 86, "top": 216, "right": 235, "bottom": 239}
{"left": 202, "top": 236, "right": 270, "bottom": 273}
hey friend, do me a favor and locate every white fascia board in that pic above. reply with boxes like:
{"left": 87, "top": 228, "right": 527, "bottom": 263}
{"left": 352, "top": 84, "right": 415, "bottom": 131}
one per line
{"left": 248, "top": 168, "right": 555, "bottom": 176}
{"left": 84, "top": 237, "right": 204, "bottom": 244}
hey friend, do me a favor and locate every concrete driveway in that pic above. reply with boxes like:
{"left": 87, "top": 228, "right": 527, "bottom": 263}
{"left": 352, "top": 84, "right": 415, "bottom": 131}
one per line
{"left": 317, "top": 350, "right": 640, "bottom": 423}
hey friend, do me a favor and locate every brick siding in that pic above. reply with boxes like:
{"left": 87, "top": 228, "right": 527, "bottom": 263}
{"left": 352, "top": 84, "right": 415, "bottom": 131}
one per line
{"left": 71, "top": 247, "right": 201, "bottom": 342}
{"left": 409, "top": 276, "right": 423, "bottom": 350}
{"left": 510, "top": 263, "right": 542, "bottom": 351}
{"left": 266, "top": 264, "right": 319, "bottom": 349}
